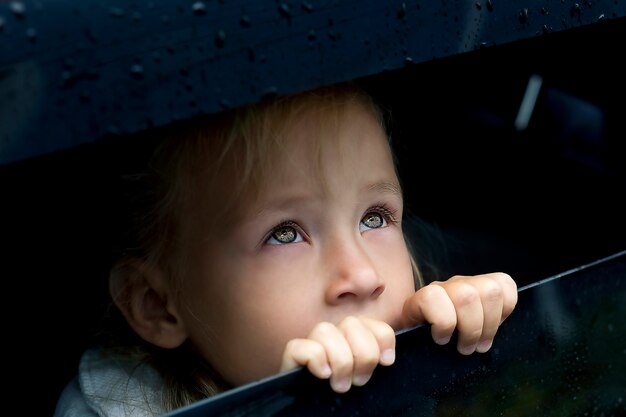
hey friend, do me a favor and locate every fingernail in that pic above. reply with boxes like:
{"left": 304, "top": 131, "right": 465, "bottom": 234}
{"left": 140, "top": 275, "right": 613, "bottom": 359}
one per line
{"left": 476, "top": 340, "right": 492, "bottom": 353}
{"left": 459, "top": 344, "right": 476, "bottom": 355}
{"left": 435, "top": 335, "right": 451, "bottom": 345}
{"left": 320, "top": 364, "right": 332, "bottom": 378}
{"left": 331, "top": 378, "right": 351, "bottom": 393}
{"left": 352, "top": 374, "right": 371, "bottom": 386}
{"left": 380, "top": 348, "right": 395, "bottom": 365}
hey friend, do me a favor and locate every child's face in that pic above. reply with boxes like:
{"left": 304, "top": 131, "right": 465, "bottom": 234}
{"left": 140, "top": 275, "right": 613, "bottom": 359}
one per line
{"left": 176, "top": 100, "right": 415, "bottom": 386}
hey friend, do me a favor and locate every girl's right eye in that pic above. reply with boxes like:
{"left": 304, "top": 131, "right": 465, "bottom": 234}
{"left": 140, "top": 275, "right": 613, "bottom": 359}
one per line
{"left": 266, "top": 222, "right": 304, "bottom": 245}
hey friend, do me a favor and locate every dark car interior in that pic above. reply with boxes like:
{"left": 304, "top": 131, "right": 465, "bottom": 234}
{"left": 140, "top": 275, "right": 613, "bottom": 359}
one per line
{"left": 1, "top": 1, "right": 625, "bottom": 416}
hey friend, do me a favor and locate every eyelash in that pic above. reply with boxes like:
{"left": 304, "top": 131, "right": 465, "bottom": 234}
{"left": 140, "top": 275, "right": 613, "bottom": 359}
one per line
{"left": 367, "top": 203, "right": 400, "bottom": 224}
{"left": 264, "top": 204, "right": 400, "bottom": 245}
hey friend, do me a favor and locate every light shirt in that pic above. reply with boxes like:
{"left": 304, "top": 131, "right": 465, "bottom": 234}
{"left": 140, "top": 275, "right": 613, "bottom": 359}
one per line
{"left": 54, "top": 349, "right": 166, "bottom": 417}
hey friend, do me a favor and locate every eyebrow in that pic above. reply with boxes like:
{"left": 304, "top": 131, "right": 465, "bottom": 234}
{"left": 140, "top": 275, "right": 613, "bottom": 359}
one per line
{"left": 252, "top": 180, "right": 403, "bottom": 218}
{"left": 365, "top": 181, "right": 403, "bottom": 197}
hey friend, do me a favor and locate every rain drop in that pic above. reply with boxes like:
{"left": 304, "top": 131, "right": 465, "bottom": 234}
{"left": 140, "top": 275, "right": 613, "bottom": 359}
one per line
{"left": 301, "top": 2, "right": 313, "bottom": 12}
{"left": 262, "top": 86, "right": 278, "bottom": 100}
{"left": 486, "top": 0, "right": 493, "bottom": 12}
{"left": 240, "top": 15, "right": 251, "bottom": 27}
{"left": 26, "top": 27, "right": 37, "bottom": 41}
{"left": 397, "top": 3, "right": 407, "bottom": 19}
{"left": 475, "top": 2, "right": 482, "bottom": 11}
{"left": 79, "top": 90, "right": 91, "bottom": 103}
{"left": 278, "top": 3, "right": 290, "bottom": 18}
{"left": 192, "top": 2, "right": 207, "bottom": 16}
{"left": 130, "top": 64, "right": 144, "bottom": 79}
{"left": 219, "top": 99, "right": 231, "bottom": 109}
{"left": 0, "top": 17, "right": 5, "bottom": 31}
{"left": 109, "top": 7, "right": 125, "bottom": 18}
{"left": 518, "top": 8, "right": 529, "bottom": 24}
{"left": 307, "top": 29, "right": 316, "bottom": 41}
{"left": 214, "top": 30, "right": 226, "bottom": 48}
{"left": 247, "top": 47, "right": 255, "bottom": 62}
{"left": 10, "top": 1, "right": 26, "bottom": 18}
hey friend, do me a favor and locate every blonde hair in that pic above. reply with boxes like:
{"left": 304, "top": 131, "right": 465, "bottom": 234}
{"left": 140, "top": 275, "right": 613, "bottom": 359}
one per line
{"left": 109, "top": 82, "right": 424, "bottom": 411}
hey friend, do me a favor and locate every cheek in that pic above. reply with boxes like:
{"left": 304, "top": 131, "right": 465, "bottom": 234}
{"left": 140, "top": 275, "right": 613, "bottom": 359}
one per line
{"left": 367, "top": 228, "right": 416, "bottom": 320}
{"left": 369, "top": 228, "right": 415, "bottom": 283}
{"left": 179, "top": 245, "right": 323, "bottom": 386}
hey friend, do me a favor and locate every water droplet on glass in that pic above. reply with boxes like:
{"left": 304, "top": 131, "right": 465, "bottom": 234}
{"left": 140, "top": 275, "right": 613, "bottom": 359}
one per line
{"left": 108, "top": 125, "right": 121, "bottom": 135}
{"left": 486, "top": 0, "right": 493, "bottom": 12}
{"left": 518, "top": 8, "right": 529, "bottom": 24}
{"left": 109, "top": 7, "right": 125, "bottom": 18}
{"left": 132, "top": 12, "right": 142, "bottom": 22}
{"left": 243, "top": 46, "right": 255, "bottom": 63}
{"left": 79, "top": 90, "right": 91, "bottom": 103}
{"left": 10, "top": 1, "right": 26, "bottom": 18}
{"left": 278, "top": 3, "right": 290, "bottom": 18}
{"left": 240, "top": 15, "right": 251, "bottom": 27}
{"left": 0, "top": 17, "right": 5, "bottom": 31}
{"left": 307, "top": 29, "right": 316, "bottom": 41}
{"left": 570, "top": 4, "right": 581, "bottom": 17}
{"left": 130, "top": 64, "right": 144, "bottom": 79}
{"left": 397, "top": 3, "right": 407, "bottom": 19}
{"left": 475, "top": 2, "right": 482, "bottom": 11}
{"left": 214, "top": 30, "right": 226, "bottom": 48}
{"left": 597, "top": 14, "right": 605, "bottom": 21}
{"left": 262, "top": 86, "right": 278, "bottom": 100}
{"left": 542, "top": 24, "right": 551, "bottom": 34}
{"left": 26, "top": 27, "right": 36, "bottom": 41}
{"left": 404, "top": 56, "right": 414, "bottom": 65}
{"left": 301, "top": 1, "right": 313, "bottom": 12}
{"left": 161, "top": 15, "right": 170, "bottom": 24}
{"left": 192, "top": 2, "right": 207, "bottom": 16}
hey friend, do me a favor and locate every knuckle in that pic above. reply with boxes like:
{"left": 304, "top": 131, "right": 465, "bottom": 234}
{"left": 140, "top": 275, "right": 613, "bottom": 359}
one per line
{"left": 312, "top": 321, "right": 337, "bottom": 337}
{"left": 482, "top": 280, "right": 503, "bottom": 302}
{"left": 450, "top": 283, "right": 479, "bottom": 307}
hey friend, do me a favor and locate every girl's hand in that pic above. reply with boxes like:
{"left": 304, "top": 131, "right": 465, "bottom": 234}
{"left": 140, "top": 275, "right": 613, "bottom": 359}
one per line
{"left": 279, "top": 316, "right": 396, "bottom": 393}
{"left": 401, "top": 272, "right": 518, "bottom": 355}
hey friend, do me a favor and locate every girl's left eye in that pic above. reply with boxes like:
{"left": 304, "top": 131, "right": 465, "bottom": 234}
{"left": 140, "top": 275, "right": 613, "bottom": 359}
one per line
{"left": 266, "top": 223, "right": 304, "bottom": 245}
{"left": 359, "top": 210, "right": 388, "bottom": 232}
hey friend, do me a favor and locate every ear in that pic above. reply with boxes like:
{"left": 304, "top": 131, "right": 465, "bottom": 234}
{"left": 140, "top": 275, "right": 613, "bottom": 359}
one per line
{"left": 109, "top": 260, "right": 188, "bottom": 349}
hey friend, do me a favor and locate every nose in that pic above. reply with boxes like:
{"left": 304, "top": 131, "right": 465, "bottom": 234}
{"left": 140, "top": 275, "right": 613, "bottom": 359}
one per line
{"left": 324, "top": 236, "right": 385, "bottom": 305}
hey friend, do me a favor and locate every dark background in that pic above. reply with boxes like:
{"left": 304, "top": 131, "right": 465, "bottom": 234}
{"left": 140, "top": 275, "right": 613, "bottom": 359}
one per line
{"left": 1, "top": 7, "right": 625, "bottom": 417}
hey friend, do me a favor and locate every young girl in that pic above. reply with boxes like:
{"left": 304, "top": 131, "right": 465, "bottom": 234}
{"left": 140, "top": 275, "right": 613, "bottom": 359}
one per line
{"left": 54, "top": 82, "right": 517, "bottom": 416}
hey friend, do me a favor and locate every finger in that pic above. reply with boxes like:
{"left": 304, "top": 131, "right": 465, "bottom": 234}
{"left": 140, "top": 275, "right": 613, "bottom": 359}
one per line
{"left": 449, "top": 273, "right": 518, "bottom": 323}
{"left": 308, "top": 322, "right": 354, "bottom": 393}
{"left": 470, "top": 277, "right": 505, "bottom": 353}
{"left": 280, "top": 338, "right": 332, "bottom": 379}
{"left": 358, "top": 316, "right": 396, "bottom": 366}
{"left": 439, "top": 280, "right": 484, "bottom": 355}
{"left": 402, "top": 284, "right": 457, "bottom": 345}
{"left": 489, "top": 272, "right": 518, "bottom": 322}
{"left": 337, "top": 316, "right": 382, "bottom": 387}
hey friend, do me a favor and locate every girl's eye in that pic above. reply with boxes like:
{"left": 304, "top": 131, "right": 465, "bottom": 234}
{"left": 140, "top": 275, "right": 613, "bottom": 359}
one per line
{"left": 266, "top": 223, "right": 303, "bottom": 245}
{"left": 360, "top": 211, "right": 387, "bottom": 232}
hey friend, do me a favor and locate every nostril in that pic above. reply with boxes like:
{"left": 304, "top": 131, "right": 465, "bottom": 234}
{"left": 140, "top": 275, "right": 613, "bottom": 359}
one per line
{"left": 371, "top": 285, "right": 384, "bottom": 298}
{"left": 337, "top": 292, "right": 356, "bottom": 299}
